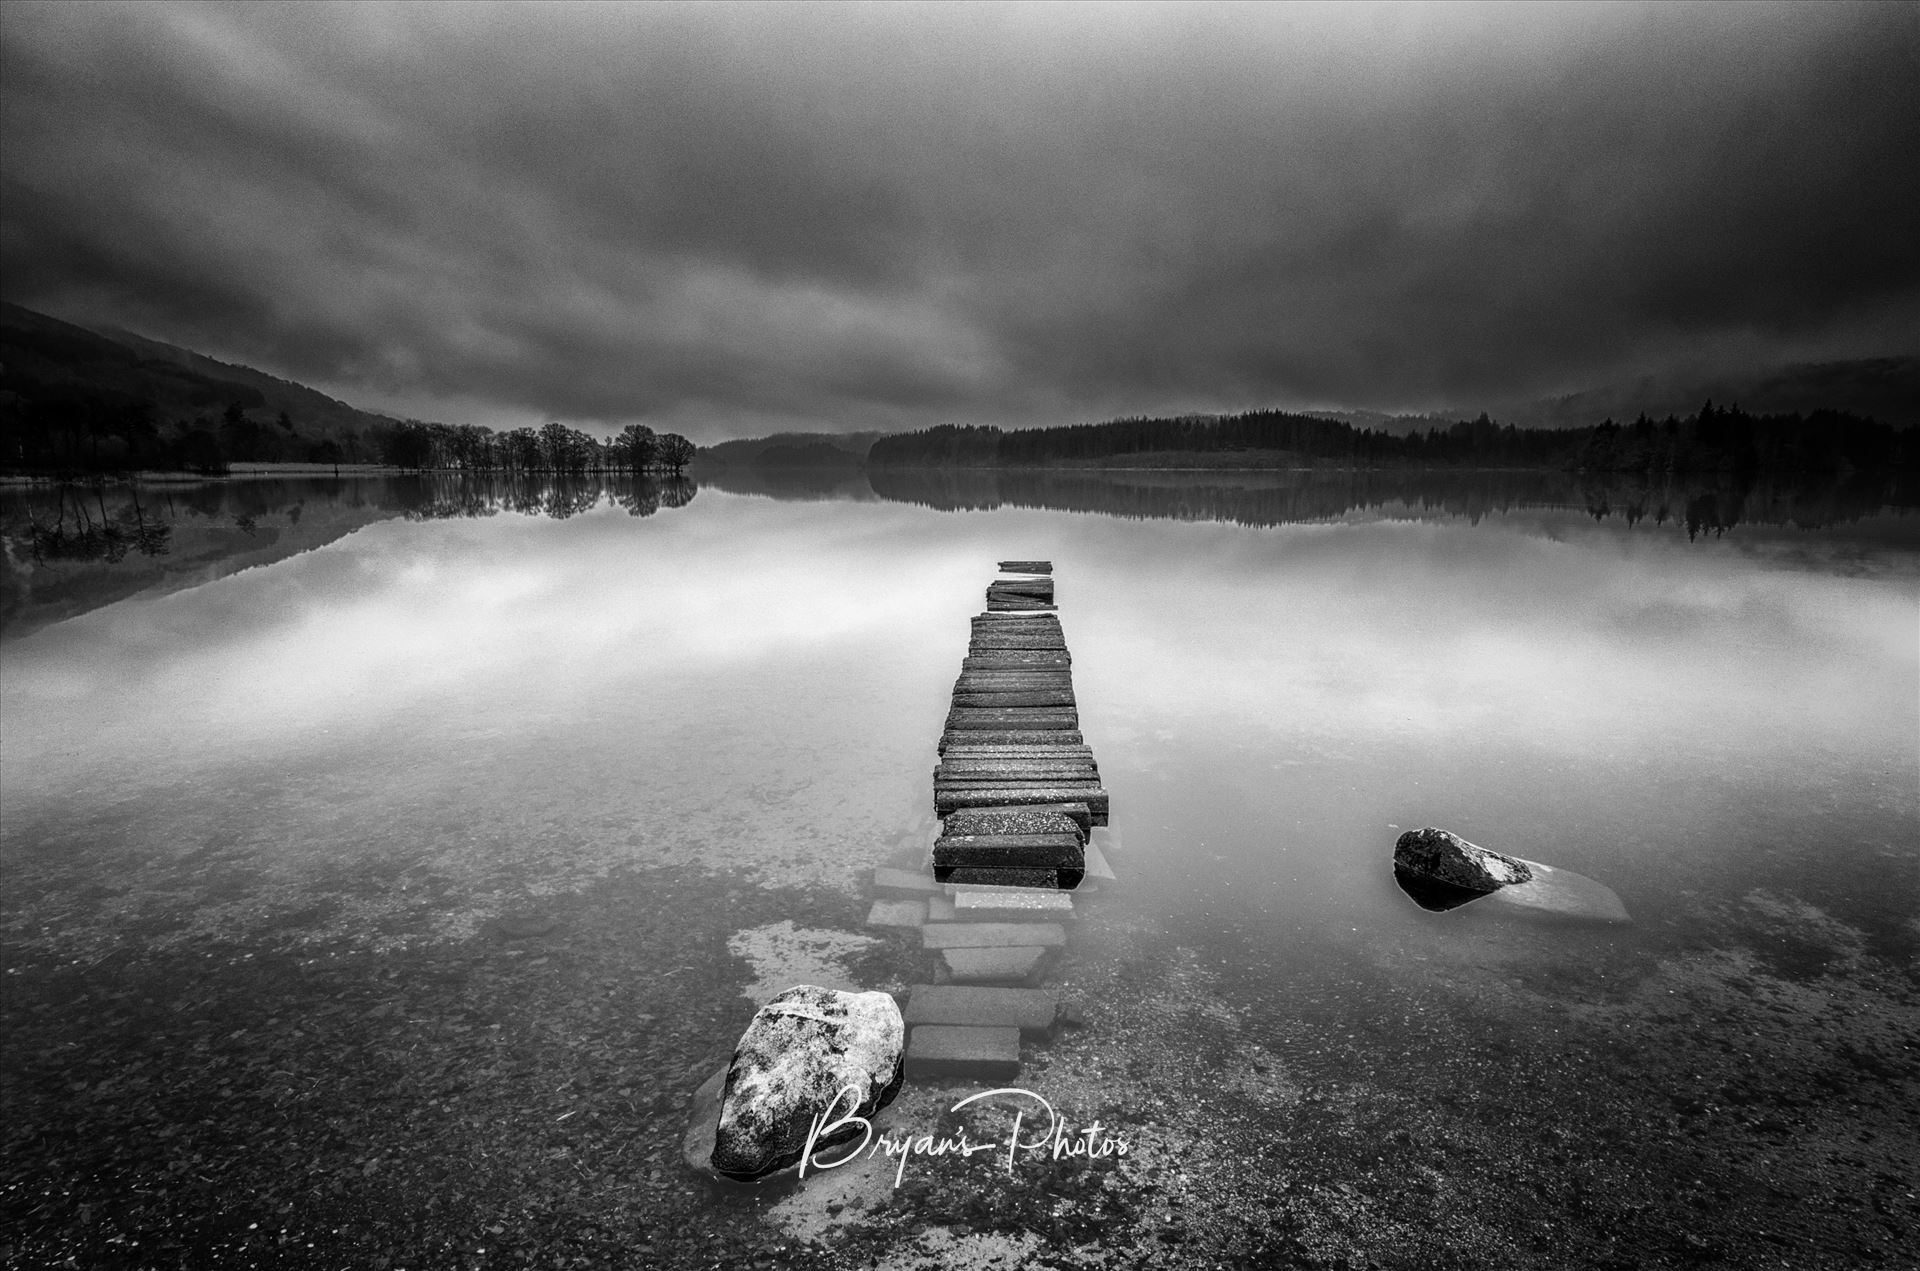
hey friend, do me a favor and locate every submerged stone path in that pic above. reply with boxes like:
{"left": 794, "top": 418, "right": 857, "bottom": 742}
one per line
{"left": 865, "top": 561, "right": 1119, "bottom": 1081}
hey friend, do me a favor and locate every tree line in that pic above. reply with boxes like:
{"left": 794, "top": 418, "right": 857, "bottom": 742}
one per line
{"left": 867, "top": 403, "right": 1919, "bottom": 477}
{"left": 372, "top": 420, "right": 694, "bottom": 474}
{"left": 0, "top": 377, "right": 693, "bottom": 476}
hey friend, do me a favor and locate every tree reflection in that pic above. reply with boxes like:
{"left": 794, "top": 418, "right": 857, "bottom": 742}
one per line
{"left": 864, "top": 466, "right": 1910, "bottom": 535}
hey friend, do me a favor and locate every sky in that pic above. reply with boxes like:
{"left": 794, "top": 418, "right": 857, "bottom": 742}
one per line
{"left": 2, "top": 1, "right": 1916, "bottom": 443}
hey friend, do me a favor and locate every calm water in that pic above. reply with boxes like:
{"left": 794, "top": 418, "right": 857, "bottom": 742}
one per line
{"left": 3, "top": 473, "right": 1916, "bottom": 1268}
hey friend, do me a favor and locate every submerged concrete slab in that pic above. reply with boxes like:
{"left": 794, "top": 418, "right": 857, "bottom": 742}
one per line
{"left": 921, "top": 922, "right": 1067, "bottom": 950}
{"left": 866, "top": 899, "right": 926, "bottom": 929}
{"left": 904, "top": 1025, "right": 1021, "bottom": 1079}
{"left": 925, "top": 895, "right": 958, "bottom": 922}
{"left": 942, "top": 945, "right": 1048, "bottom": 983}
{"left": 905, "top": 985, "right": 1060, "bottom": 1035}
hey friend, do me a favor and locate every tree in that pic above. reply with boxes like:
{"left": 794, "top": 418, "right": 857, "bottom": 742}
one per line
{"left": 656, "top": 432, "right": 696, "bottom": 470}
{"left": 618, "top": 424, "right": 657, "bottom": 471}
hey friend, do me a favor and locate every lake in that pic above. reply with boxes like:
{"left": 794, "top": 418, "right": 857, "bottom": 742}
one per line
{"left": 2, "top": 471, "right": 1915, "bottom": 1269}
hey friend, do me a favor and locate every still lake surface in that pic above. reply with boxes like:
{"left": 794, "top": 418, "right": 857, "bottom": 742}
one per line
{"left": 2, "top": 472, "right": 1915, "bottom": 1268}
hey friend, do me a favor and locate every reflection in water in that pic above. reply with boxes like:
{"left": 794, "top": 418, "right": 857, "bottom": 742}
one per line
{"left": 0, "top": 473, "right": 694, "bottom": 638}
{"left": 860, "top": 464, "right": 1914, "bottom": 534}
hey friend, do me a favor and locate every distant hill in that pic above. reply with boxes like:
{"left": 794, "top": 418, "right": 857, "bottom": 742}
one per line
{"left": 1485, "top": 357, "right": 1920, "bottom": 430}
{"left": 86, "top": 319, "right": 409, "bottom": 443}
{"left": 1, "top": 302, "right": 406, "bottom": 442}
{"left": 0, "top": 302, "right": 409, "bottom": 468}
{"left": 694, "top": 430, "right": 882, "bottom": 468}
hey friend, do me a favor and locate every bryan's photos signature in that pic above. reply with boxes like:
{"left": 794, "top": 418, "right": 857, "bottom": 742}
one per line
{"left": 799, "top": 1087, "right": 1131, "bottom": 1186}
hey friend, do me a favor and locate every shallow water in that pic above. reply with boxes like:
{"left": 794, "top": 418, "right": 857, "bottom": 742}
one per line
{"left": 2, "top": 473, "right": 1916, "bottom": 1268}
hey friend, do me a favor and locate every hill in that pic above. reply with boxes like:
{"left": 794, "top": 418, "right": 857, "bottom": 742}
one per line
{"left": 0, "top": 302, "right": 405, "bottom": 469}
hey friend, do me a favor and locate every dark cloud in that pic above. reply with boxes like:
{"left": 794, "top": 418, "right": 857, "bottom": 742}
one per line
{"left": 3, "top": 1, "right": 1915, "bottom": 439}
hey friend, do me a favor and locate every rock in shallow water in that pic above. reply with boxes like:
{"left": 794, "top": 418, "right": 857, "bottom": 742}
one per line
{"left": 1394, "top": 827, "right": 1532, "bottom": 893}
{"left": 710, "top": 985, "right": 904, "bottom": 1181}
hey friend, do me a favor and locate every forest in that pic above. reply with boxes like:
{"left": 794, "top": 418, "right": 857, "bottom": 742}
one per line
{"left": 866, "top": 403, "right": 1919, "bottom": 479}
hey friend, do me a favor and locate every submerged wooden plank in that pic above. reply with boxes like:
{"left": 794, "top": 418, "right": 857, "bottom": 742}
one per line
{"left": 942, "top": 945, "right": 1049, "bottom": 983}
{"left": 905, "top": 985, "right": 1059, "bottom": 1034}
{"left": 867, "top": 899, "right": 926, "bottom": 928}
{"left": 951, "top": 888, "right": 1076, "bottom": 917}
{"left": 873, "top": 866, "right": 943, "bottom": 896}
{"left": 921, "top": 923, "right": 1068, "bottom": 950}
{"left": 941, "top": 866, "right": 1083, "bottom": 889}
{"left": 904, "top": 1025, "right": 1021, "bottom": 1079}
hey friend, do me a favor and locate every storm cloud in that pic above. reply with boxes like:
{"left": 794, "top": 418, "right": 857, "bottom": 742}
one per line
{"left": 3, "top": 1, "right": 1916, "bottom": 439}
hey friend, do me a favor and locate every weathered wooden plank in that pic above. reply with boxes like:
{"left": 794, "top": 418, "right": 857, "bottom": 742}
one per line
{"left": 967, "top": 641, "right": 1075, "bottom": 652}
{"left": 939, "top": 729, "right": 1085, "bottom": 752}
{"left": 940, "top": 805, "right": 1089, "bottom": 838}
{"left": 932, "top": 831, "right": 1086, "bottom": 871}
{"left": 905, "top": 985, "right": 1059, "bottom": 1035}
{"left": 944, "top": 708, "right": 1079, "bottom": 730}
{"left": 989, "top": 577, "right": 1053, "bottom": 599}
{"left": 904, "top": 1025, "right": 1021, "bottom": 1078}
{"left": 961, "top": 655, "right": 1071, "bottom": 671}
{"left": 940, "top": 739, "right": 1093, "bottom": 750}
{"left": 937, "top": 760, "right": 1097, "bottom": 775}
{"left": 948, "top": 690, "right": 1077, "bottom": 709}
{"left": 937, "top": 786, "right": 1109, "bottom": 825}
{"left": 973, "top": 612, "right": 1060, "bottom": 626}
{"left": 940, "top": 748, "right": 1095, "bottom": 762}
{"left": 986, "top": 598, "right": 1056, "bottom": 612}
{"left": 941, "top": 867, "right": 1066, "bottom": 890}
{"left": 996, "top": 561, "right": 1052, "bottom": 573}
{"left": 952, "top": 676, "right": 1076, "bottom": 692}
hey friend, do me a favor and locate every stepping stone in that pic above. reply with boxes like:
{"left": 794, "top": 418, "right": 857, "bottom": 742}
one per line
{"left": 921, "top": 922, "right": 1067, "bottom": 950}
{"left": 997, "top": 561, "right": 1052, "bottom": 573}
{"left": 867, "top": 899, "right": 926, "bottom": 928}
{"left": 933, "top": 830, "right": 1086, "bottom": 866}
{"left": 942, "top": 805, "right": 1088, "bottom": 840}
{"left": 906, "top": 985, "right": 1060, "bottom": 1035}
{"left": 952, "top": 889, "right": 1075, "bottom": 919}
{"left": 925, "top": 895, "right": 959, "bottom": 922}
{"left": 941, "top": 945, "right": 1048, "bottom": 983}
{"left": 1082, "top": 840, "right": 1117, "bottom": 882}
{"left": 905, "top": 1025, "right": 1021, "bottom": 1079}
{"left": 873, "top": 866, "right": 942, "bottom": 896}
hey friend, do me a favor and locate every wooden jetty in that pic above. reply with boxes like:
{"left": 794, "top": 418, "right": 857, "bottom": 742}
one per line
{"left": 868, "top": 560, "right": 1121, "bottom": 1082}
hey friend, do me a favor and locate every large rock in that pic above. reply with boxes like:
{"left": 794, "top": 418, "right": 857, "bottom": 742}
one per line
{"left": 1393, "top": 827, "right": 1532, "bottom": 894}
{"left": 710, "top": 985, "right": 905, "bottom": 1181}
